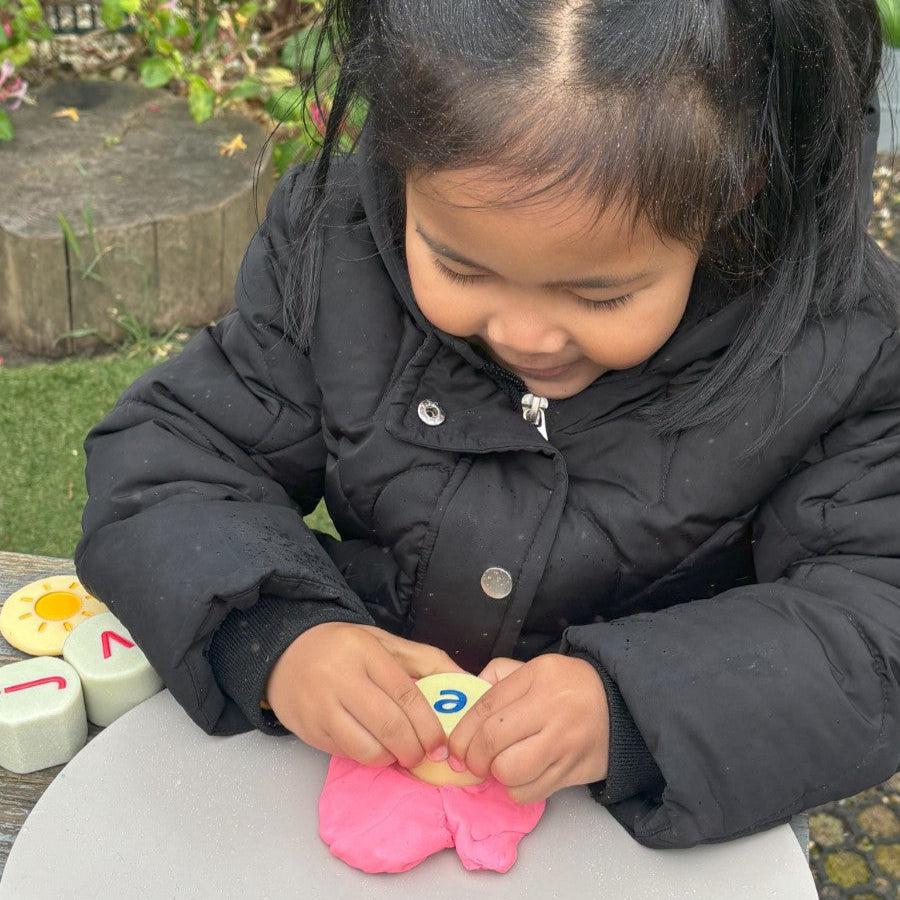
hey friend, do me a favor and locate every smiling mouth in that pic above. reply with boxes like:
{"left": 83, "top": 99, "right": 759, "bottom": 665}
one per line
{"left": 507, "top": 360, "right": 579, "bottom": 378}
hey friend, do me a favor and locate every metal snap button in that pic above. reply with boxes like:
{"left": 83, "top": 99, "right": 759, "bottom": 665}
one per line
{"left": 417, "top": 399, "right": 445, "bottom": 426}
{"left": 481, "top": 567, "right": 513, "bottom": 599}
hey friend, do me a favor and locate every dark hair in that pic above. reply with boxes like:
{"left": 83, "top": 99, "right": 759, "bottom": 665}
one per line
{"left": 270, "top": 0, "right": 897, "bottom": 455}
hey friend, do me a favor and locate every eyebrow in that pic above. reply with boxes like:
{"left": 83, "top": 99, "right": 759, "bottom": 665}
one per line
{"left": 414, "top": 221, "right": 653, "bottom": 290}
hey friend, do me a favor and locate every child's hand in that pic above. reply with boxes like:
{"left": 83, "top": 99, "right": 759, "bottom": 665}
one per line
{"left": 447, "top": 653, "right": 610, "bottom": 805}
{"left": 265, "top": 622, "right": 467, "bottom": 770}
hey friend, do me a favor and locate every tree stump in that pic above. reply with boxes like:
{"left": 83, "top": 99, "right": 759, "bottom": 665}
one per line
{"left": 0, "top": 78, "right": 276, "bottom": 356}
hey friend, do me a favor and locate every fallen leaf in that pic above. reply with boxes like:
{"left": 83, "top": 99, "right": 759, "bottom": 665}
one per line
{"left": 52, "top": 107, "right": 80, "bottom": 122}
{"left": 218, "top": 133, "right": 247, "bottom": 157}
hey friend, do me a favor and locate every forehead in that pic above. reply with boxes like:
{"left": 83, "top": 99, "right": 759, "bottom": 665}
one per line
{"left": 405, "top": 166, "right": 658, "bottom": 255}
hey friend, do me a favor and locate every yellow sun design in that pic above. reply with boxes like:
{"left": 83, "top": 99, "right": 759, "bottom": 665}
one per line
{"left": 0, "top": 575, "right": 108, "bottom": 656}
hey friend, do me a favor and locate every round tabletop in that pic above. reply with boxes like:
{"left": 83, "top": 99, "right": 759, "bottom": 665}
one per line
{"left": 0, "top": 690, "right": 816, "bottom": 899}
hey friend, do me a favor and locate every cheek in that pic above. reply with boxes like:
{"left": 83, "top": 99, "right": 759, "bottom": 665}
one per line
{"left": 407, "top": 257, "right": 481, "bottom": 336}
{"left": 584, "top": 286, "right": 691, "bottom": 368}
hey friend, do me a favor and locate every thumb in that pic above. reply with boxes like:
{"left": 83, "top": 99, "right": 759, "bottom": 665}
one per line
{"left": 478, "top": 656, "right": 526, "bottom": 685}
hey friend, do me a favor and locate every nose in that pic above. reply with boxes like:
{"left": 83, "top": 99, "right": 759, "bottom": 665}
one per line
{"left": 485, "top": 310, "right": 569, "bottom": 361}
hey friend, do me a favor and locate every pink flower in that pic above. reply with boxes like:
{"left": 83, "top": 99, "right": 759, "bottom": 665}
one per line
{"left": 0, "top": 58, "right": 27, "bottom": 111}
{"left": 2, "top": 21, "right": 12, "bottom": 39}
{"left": 309, "top": 100, "right": 326, "bottom": 134}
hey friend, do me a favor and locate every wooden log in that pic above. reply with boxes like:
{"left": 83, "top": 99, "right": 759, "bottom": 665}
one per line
{"left": 0, "top": 78, "right": 274, "bottom": 356}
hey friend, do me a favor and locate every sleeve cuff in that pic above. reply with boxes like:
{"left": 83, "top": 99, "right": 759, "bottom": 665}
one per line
{"left": 206, "top": 592, "right": 375, "bottom": 735}
{"left": 566, "top": 650, "right": 666, "bottom": 804}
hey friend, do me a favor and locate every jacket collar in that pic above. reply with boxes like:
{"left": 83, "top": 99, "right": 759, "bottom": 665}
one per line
{"left": 353, "top": 120, "right": 756, "bottom": 437}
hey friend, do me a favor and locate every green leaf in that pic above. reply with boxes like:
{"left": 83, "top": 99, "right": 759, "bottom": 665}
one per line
{"left": 155, "top": 36, "right": 173, "bottom": 55}
{"left": 20, "top": 0, "right": 43, "bottom": 22}
{"left": 99, "top": 0, "right": 124, "bottom": 32}
{"left": 199, "top": 13, "right": 218, "bottom": 47}
{"left": 0, "top": 109, "right": 13, "bottom": 142}
{"left": 878, "top": 0, "right": 900, "bottom": 47}
{"left": 345, "top": 97, "right": 369, "bottom": 132}
{"left": 139, "top": 56, "right": 177, "bottom": 88}
{"left": 265, "top": 85, "right": 306, "bottom": 123}
{"left": 256, "top": 66, "right": 294, "bottom": 88}
{"left": 171, "top": 16, "right": 191, "bottom": 39}
{"left": 225, "top": 77, "right": 265, "bottom": 100}
{"left": 119, "top": 0, "right": 139, "bottom": 12}
{"left": 0, "top": 42, "right": 31, "bottom": 67}
{"left": 56, "top": 213, "right": 84, "bottom": 265}
{"left": 281, "top": 25, "right": 331, "bottom": 72}
{"left": 273, "top": 137, "right": 304, "bottom": 175}
{"left": 236, "top": 2, "right": 258, "bottom": 24}
{"left": 187, "top": 76, "right": 215, "bottom": 123}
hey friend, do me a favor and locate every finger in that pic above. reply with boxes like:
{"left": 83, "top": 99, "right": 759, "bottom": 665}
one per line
{"left": 360, "top": 627, "right": 468, "bottom": 677}
{"left": 332, "top": 700, "right": 398, "bottom": 768}
{"left": 395, "top": 638, "right": 469, "bottom": 678}
{"left": 464, "top": 702, "right": 545, "bottom": 780}
{"left": 341, "top": 683, "right": 422, "bottom": 767}
{"left": 447, "top": 666, "right": 533, "bottom": 769}
{"left": 478, "top": 657, "right": 526, "bottom": 685}
{"left": 365, "top": 650, "right": 450, "bottom": 763}
{"left": 488, "top": 730, "right": 557, "bottom": 787}
{"left": 505, "top": 756, "right": 571, "bottom": 806}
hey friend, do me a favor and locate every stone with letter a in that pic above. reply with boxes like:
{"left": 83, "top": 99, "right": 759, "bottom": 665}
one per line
{"left": 407, "top": 672, "right": 493, "bottom": 787}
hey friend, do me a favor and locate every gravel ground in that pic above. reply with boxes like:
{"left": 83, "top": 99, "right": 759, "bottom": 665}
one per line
{"left": 809, "top": 774, "right": 900, "bottom": 898}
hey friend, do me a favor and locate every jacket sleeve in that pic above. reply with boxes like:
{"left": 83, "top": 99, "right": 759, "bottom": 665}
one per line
{"left": 560, "top": 321, "right": 900, "bottom": 848}
{"left": 75, "top": 163, "right": 376, "bottom": 738}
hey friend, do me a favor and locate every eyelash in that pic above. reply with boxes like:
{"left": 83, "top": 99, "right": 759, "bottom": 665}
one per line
{"left": 431, "top": 256, "right": 633, "bottom": 312}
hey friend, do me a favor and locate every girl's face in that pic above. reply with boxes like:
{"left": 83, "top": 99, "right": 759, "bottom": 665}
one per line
{"left": 404, "top": 168, "right": 701, "bottom": 399}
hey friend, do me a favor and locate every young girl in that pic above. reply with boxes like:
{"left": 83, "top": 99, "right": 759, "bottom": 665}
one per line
{"left": 76, "top": 0, "right": 898, "bottom": 851}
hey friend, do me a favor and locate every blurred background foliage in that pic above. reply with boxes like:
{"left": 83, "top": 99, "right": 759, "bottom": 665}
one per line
{"left": 0, "top": 0, "right": 367, "bottom": 175}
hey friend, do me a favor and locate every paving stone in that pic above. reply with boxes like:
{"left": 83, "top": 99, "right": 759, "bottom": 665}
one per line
{"left": 823, "top": 850, "right": 871, "bottom": 888}
{"left": 811, "top": 811, "right": 849, "bottom": 847}
{"left": 857, "top": 804, "right": 900, "bottom": 839}
{"left": 873, "top": 843, "right": 900, "bottom": 880}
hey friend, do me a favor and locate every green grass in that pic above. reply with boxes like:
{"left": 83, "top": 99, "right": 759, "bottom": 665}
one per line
{"left": 0, "top": 351, "right": 336, "bottom": 559}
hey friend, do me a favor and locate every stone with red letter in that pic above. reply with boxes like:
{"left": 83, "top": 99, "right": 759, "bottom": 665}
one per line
{"left": 62, "top": 612, "right": 163, "bottom": 726}
{"left": 0, "top": 656, "right": 87, "bottom": 773}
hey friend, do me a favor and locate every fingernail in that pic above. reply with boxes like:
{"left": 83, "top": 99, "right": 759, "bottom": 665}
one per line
{"left": 428, "top": 745, "right": 449, "bottom": 762}
{"left": 448, "top": 755, "right": 465, "bottom": 772}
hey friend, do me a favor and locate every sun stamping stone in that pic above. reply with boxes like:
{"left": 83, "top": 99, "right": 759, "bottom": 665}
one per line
{"left": 0, "top": 655, "right": 88, "bottom": 774}
{"left": 0, "top": 574, "right": 109, "bottom": 655}
{"left": 62, "top": 612, "right": 163, "bottom": 726}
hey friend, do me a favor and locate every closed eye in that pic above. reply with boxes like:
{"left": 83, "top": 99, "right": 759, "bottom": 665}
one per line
{"left": 431, "top": 256, "right": 633, "bottom": 312}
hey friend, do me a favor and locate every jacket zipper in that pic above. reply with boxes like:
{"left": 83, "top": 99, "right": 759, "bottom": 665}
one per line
{"left": 521, "top": 393, "right": 550, "bottom": 440}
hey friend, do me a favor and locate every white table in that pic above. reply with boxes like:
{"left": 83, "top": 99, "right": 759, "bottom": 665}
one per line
{"left": 0, "top": 689, "right": 817, "bottom": 899}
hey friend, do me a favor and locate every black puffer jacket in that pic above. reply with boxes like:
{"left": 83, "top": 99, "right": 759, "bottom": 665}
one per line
{"left": 76, "top": 97, "right": 898, "bottom": 849}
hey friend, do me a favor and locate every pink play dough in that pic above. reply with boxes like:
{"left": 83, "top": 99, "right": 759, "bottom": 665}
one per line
{"left": 318, "top": 755, "right": 547, "bottom": 874}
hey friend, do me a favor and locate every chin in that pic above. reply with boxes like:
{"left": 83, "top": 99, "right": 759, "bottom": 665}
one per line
{"left": 522, "top": 376, "right": 589, "bottom": 400}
